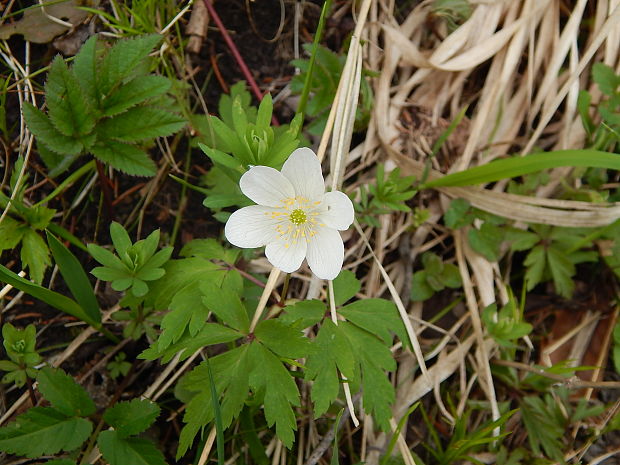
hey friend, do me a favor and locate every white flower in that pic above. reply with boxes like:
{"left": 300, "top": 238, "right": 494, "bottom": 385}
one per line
{"left": 224, "top": 148, "right": 354, "bottom": 280}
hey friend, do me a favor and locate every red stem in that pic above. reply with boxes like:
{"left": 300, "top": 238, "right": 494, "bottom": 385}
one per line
{"left": 202, "top": 0, "right": 279, "bottom": 126}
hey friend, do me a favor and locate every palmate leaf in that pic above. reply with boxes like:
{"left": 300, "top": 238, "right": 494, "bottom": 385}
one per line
{"left": 201, "top": 282, "right": 249, "bottom": 333}
{"left": 102, "top": 75, "right": 171, "bottom": 117}
{"left": 340, "top": 322, "right": 396, "bottom": 431}
{"left": 37, "top": 367, "right": 95, "bottom": 417}
{"left": 98, "top": 430, "right": 167, "bottom": 465}
{"left": 103, "top": 399, "right": 160, "bottom": 438}
{"left": 22, "top": 103, "right": 83, "bottom": 155}
{"left": 20, "top": 229, "right": 50, "bottom": 284}
{"left": 157, "top": 282, "right": 210, "bottom": 350}
{"left": 99, "top": 34, "right": 162, "bottom": 95}
{"left": 254, "top": 319, "right": 312, "bottom": 359}
{"left": 97, "top": 106, "right": 185, "bottom": 142}
{"left": 338, "top": 298, "right": 408, "bottom": 347}
{"left": 305, "top": 320, "right": 356, "bottom": 417}
{"left": 45, "top": 56, "right": 96, "bottom": 137}
{"left": 90, "top": 140, "right": 157, "bottom": 176}
{"left": 248, "top": 342, "right": 300, "bottom": 448}
{"left": 0, "top": 407, "right": 92, "bottom": 458}
{"left": 178, "top": 345, "right": 251, "bottom": 458}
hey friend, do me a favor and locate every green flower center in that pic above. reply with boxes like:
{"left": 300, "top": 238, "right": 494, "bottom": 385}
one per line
{"left": 289, "top": 209, "right": 307, "bottom": 225}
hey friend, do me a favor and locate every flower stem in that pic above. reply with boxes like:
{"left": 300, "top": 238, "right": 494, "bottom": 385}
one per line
{"left": 278, "top": 273, "right": 291, "bottom": 307}
{"left": 249, "top": 268, "right": 281, "bottom": 333}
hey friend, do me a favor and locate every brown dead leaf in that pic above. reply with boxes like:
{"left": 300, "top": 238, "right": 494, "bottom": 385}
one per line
{"left": 0, "top": 0, "right": 98, "bottom": 44}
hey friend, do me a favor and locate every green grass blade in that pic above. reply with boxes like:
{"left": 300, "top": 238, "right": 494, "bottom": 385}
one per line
{"left": 46, "top": 231, "right": 101, "bottom": 326}
{"left": 0, "top": 264, "right": 98, "bottom": 328}
{"left": 205, "top": 354, "right": 225, "bottom": 465}
{"left": 331, "top": 408, "right": 344, "bottom": 465}
{"left": 297, "top": 0, "right": 333, "bottom": 118}
{"left": 422, "top": 149, "right": 620, "bottom": 188}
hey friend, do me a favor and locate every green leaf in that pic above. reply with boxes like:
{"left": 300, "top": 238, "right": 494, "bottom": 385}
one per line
{"left": 0, "top": 216, "right": 25, "bottom": 250}
{"left": 592, "top": 63, "right": 620, "bottom": 96}
{"left": 547, "top": 246, "right": 575, "bottom": 298}
{"left": 0, "top": 407, "right": 92, "bottom": 458}
{"left": 254, "top": 320, "right": 311, "bottom": 359}
{"left": 520, "top": 396, "right": 565, "bottom": 461}
{"left": 20, "top": 229, "right": 50, "bottom": 284}
{"left": 99, "top": 34, "right": 162, "bottom": 94}
{"left": 110, "top": 221, "right": 133, "bottom": 258}
{"left": 410, "top": 271, "right": 434, "bottom": 302}
{"left": 98, "top": 430, "right": 168, "bottom": 465}
{"left": 338, "top": 299, "right": 407, "bottom": 346}
{"left": 46, "top": 460, "right": 77, "bottom": 465}
{"left": 23, "top": 102, "right": 83, "bottom": 155}
{"left": 97, "top": 107, "right": 185, "bottom": 142}
{"left": 305, "top": 320, "right": 356, "bottom": 417}
{"left": 102, "top": 75, "right": 171, "bottom": 116}
{"left": 47, "top": 232, "right": 101, "bottom": 325}
{"left": 142, "top": 323, "right": 242, "bottom": 363}
{"left": 178, "top": 345, "right": 250, "bottom": 458}
{"left": 88, "top": 243, "right": 125, "bottom": 270}
{"left": 332, "top": 270, "right": 361, "bottom": 306}
{"left": 45, "top": 56, "right": 95, "bottom": 137}
{"left": 279, "top": 299, "right": 326, "bottom": 328}
{"left": 423, "top": 149, "right": 620, "bottom": 188}
{"left": 199, "top": 143, "right": 243, "bottom": 170}
{"left": 248, "top": 342, "right": 300, "bottom": 448}
{"left": 158, "top": 282, "right": 209, "bottom": 350}
{"left": 103, "top": 399, "right": 160, "bottom": 438}
{"left": 0, "top": 264, "right": 100, "bottom": 328}
{"left": 524, "top": 245, "right": 546, "bottom": 291}
{"left": 37, "top": 367, "right": 95, "bottom": 417}
{"left": 90, "top": 140, "right": 157, "bottom": 176}
{"left": 468, "top": 222, "right": 503, "bottom": 261}
{"left": 201, "top": 283, "right": 249, "bottom": 333}
{"left": 340, "top": 322, "right": 396, "bottom": 430}
{"left": 506, "top": 227, "right": 539, "bottom": 251}
{"left": 72, "top": 35, "right": 99, "bottom": 105}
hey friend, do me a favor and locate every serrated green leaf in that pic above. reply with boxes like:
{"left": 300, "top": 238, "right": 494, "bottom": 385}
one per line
{"left": 97, "top": 107, "right": 184, "bottom": 142}
{"left": 201, "top": 283, "right": 249, "bottom": 333}
{"left": 90, "top": 140, "right": 156, "bottom": 176}
{"left": 20, "top": 229, "right": 50, "bottom": 284}
{"left": 37, "top": 367, "right": 95, "bottom": 417}
{"left": 47, "top": 232, "right": 101, "bottom": 326}
{"left": 524, "top": 245, "right": 546, "bottom": 291}
{"left": 158, "top": 282, "right": 209, "bottom": 350}
{"left": 0, "top": 216, "right": 25, "bottom": 250}
{"left": 72, "top": 35, "right": 99, "bottom": 106}
{"left": 142, "top": 322, "right": 242, "bottom": 363}
{"left": 180, "top": 238, "right": 239, "bottom": 263}
{"left": 340, "top": 322, "right": 395, "bottom": 431}
{"left": 506, "top": 227, "right": 540, "bottom": 251}
{"left": 102, "top": 75, "right": 171, "bottom": 116}
{"left": 520, "top": 396, "right": 564, "bottom": 461}
{"left": 103, "top": 399, "right": 160, "bottom": 438}
{"left": 592, "top": 63, "right": 620, "bottom": 96}
{"left": 99, "top": 34, "right": 162, "bottom": 95}
{"left": 0, "top": 407, "right": 92, "bottom": 458}
{"left": 280, "top": 299, "right": 326, "bottom": 328}
{"left": 547, "top": 246, "right": 575, "bottom": 298}
{"left": 46, "top": 56, "right": 95, "bottom": 137}
{"left": 22, "top": 103, "right": 83, "bottom": 155}
{"left": 248, "top": 342, "right": 300, "bottom": 448}
{"left": 254, "top": 320, "right": 311, "bottom": 359}
{"left": 98, "top": 430, "right": 167, "bottom": 465}
{"left": 305, "top": 321, "right": 356, "bottom": 417}
{"left": 468, "top": 222, "right": 503, "bottom": 261}
{"left": 339, "top": 298, "right": 407, "bottom": 346}
{"left": 332, "top": 270, "right": 360, "bottom": 306}
{"left": 178, "top": 345, "right": 250, "bottom": 458}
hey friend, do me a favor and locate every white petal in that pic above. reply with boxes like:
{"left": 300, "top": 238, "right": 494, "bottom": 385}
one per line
{"left": 240, "top": 166, "right": 295, "bottom": 207}
{"left": 306, "top": 227, "right": 344, "bottom": 280}
{"left": 320, "top": 191, "right": 355, "bottom": 230}
{"left": 265, "top": 239, "right": 307, "bottom": 273}
{"left": 281, "top": 147, "right": 325, "bottom": 200}
{"left": 225, "top": 205, "right": 279, "bottom": 248}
